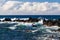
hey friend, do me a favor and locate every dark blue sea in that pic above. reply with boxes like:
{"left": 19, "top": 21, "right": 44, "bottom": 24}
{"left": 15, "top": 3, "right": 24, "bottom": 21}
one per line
{"left": 0, "top": 15, "right": 60, "bottom": 40}
{"left": 0, "top": 15, "right": 60, "bottom": 19}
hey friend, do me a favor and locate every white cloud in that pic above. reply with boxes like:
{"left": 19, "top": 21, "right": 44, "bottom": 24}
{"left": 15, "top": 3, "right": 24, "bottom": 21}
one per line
{"left": 0, "top": 1, "right": 60, "bottom": 15}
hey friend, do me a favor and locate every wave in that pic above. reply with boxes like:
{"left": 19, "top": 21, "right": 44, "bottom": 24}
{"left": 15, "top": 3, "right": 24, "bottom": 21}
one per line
{"left": 0, "top": 22, "right": 60, "bottom": 40}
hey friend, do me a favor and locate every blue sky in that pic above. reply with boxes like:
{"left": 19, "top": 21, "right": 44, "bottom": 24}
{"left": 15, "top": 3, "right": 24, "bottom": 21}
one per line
{"left": 0, "top": 0, "right": 60, "bottom": 15}
{"left": 15, "top": 0, "right": 60, "bottom": 2}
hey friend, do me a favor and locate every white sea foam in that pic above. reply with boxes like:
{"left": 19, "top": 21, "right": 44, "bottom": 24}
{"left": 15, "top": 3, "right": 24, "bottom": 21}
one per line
{"left": 45, "top": 26, "right": 60, "bottom": 30}
{"left": 38, "top": 19, "right": 43, "bottom": 24}
{"left": 31, "top": 30, "right": 38, "bottom": 33}
{"left": 8, "top": 24, "right": 18, "bottom": 30}
{"left": 8, "top": 26, "right": 16, "bottom": 30}
{"left": 46, "top": 29, "right": 52, "bottom": 33}
{"left": 20, "top": 18, "right": 29, "bottom": 20}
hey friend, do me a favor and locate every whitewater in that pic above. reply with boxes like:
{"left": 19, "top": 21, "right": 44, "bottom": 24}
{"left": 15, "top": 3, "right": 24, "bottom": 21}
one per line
{"left": 0, "top": 21, "right": 60, "bottom": 40}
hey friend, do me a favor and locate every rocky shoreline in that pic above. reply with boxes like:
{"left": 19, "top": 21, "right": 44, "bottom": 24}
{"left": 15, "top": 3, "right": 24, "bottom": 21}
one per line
{"left": 0, "top": 17, "right": 60, "bottom": 26}
{"left": 43, "top": 19, "right": 60, "bottom": 27}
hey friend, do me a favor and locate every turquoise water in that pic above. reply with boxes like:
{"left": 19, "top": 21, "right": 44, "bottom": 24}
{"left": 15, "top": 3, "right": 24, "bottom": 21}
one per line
{"left": 0, "top": 15, "right": 60, "bottom": 40}
{"left": 0, "top": 22, "right": 60, "bottom": 40}
{"left": 0, "top": 23, "right": 44, "bottom": 40}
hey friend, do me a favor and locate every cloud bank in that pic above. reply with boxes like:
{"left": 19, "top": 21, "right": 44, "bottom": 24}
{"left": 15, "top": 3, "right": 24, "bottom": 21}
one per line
{"left": 0, "top": 0, "right": 60, "bottom": 15}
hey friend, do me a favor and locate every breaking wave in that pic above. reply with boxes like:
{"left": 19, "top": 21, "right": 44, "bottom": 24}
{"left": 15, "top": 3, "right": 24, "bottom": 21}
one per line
{"left": 0, "top": 22, "right": 60, "bottom": 40}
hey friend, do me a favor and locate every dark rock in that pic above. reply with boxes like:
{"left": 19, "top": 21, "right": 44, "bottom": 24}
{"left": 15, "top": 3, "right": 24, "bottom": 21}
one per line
{"left": 3, "top": 18, "right": 11, "bottom": 21}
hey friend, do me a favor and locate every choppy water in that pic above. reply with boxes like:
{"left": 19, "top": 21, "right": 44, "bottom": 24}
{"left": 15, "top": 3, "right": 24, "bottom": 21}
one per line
{"left": 0, "top": 15, "right": 60, "bottom": 40}
{"left": 0, "top": 22, "right": 42, "bottom": 40}
{"left": 0, "top": 22, "right": 60, "bottom": 40}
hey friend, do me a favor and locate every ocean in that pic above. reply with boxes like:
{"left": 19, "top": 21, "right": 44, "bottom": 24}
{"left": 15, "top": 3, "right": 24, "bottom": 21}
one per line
{"left": 0, "top": 15, "right": 60, "bottom": 40}
{"left": 0, "top": 15, "right": 60, "bottom": 19}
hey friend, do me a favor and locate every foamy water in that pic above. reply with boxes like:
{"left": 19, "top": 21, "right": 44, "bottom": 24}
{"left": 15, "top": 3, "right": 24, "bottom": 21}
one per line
{"left": 0, "top": 22, "right": 60, "bottom": 40}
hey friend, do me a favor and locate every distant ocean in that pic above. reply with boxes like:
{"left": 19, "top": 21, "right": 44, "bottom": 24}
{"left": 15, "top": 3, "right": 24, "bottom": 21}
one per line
{"left": 0, "top": 15, "right": 60, "bottom": 19}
